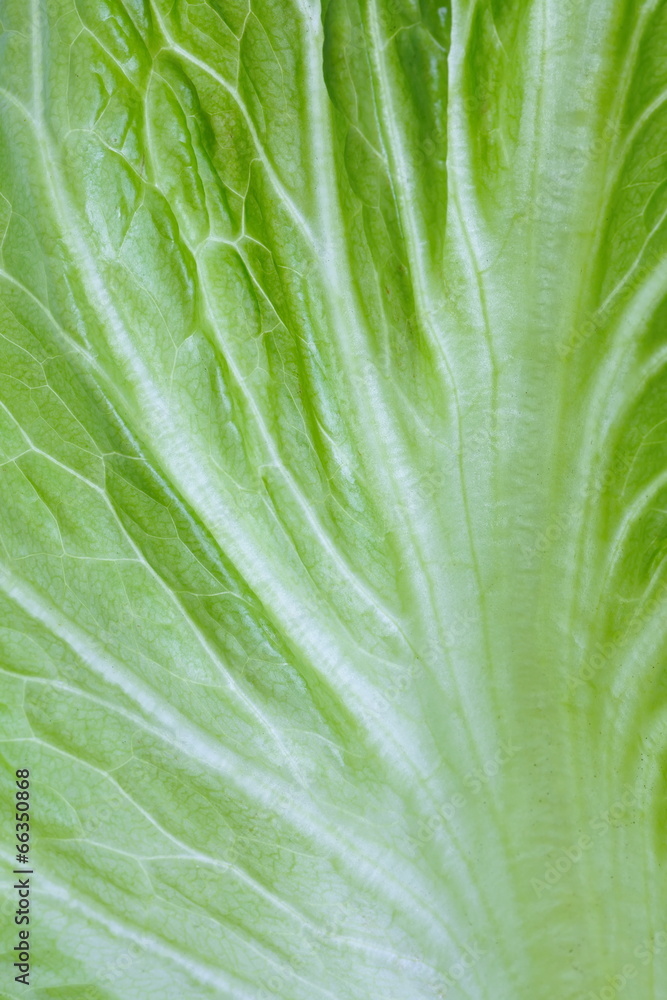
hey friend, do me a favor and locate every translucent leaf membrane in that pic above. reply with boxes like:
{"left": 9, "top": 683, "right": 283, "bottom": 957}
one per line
{"left": 0, "top": 0, "right": 666, "bottom": 997}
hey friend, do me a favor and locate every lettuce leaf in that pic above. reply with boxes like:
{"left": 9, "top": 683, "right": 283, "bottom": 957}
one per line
{"left": 1, "top": 0, "right": 666, "bottom": 997}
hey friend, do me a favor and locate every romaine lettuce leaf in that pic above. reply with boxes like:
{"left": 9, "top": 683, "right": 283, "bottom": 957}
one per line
{"left": 1, "top": 0, "right": 666, "bottom": 997}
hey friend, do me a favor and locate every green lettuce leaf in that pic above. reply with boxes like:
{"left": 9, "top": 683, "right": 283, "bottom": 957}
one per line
{"left": 1, "top": 0, "right": 666, "bottom": 997}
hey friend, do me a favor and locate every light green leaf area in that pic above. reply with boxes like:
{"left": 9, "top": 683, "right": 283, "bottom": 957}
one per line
{"left": 1, "top": 0, "right": 667, "bottom": 997}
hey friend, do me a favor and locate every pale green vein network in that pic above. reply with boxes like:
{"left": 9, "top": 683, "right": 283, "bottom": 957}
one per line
{"left": 1, "top": 0, "right": 667, "bottom": 998}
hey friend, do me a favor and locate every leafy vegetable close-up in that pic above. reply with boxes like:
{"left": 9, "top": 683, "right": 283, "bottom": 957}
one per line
{"left": 1, "top": 0, "right": 667, "bottom": 997}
